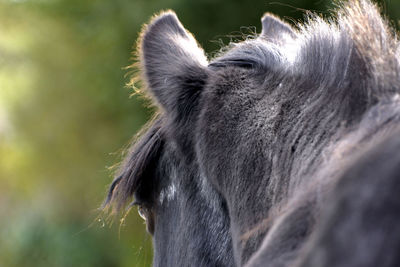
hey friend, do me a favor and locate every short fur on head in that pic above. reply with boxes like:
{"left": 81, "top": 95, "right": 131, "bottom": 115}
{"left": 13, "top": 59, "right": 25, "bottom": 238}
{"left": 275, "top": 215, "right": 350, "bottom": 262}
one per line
{"left": 104, "top": 1, "right": 400, "bottom": 266}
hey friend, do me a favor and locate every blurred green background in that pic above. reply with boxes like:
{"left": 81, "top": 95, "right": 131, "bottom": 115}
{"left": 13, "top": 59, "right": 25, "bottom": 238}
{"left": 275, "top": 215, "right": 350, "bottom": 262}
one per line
{"left": 0, "top": 0, "right": 399, "bottom": 266}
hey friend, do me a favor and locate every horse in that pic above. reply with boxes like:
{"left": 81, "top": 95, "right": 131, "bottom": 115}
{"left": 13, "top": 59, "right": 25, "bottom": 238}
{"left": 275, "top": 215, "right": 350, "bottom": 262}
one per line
{"left": 103, "top": 0, "right": 400, "bottom": 266}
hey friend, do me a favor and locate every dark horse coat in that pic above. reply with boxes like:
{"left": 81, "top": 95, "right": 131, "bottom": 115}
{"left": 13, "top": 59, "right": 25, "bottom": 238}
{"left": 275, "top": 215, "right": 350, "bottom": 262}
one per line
{"left": 104, "top": 0, "right": 400, "bottom": 266}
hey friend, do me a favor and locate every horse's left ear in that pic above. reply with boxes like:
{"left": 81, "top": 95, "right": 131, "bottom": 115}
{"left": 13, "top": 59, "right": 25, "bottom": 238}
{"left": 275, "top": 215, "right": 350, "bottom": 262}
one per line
{"left": 139, "top": 11, "right": 208, "bottom": 115}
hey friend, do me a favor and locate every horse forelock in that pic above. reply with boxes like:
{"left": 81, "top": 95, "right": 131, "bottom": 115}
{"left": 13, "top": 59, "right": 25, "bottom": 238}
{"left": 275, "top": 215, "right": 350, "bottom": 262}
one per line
{"left": 103, "top": 116, "right": 165, "bottom": 214}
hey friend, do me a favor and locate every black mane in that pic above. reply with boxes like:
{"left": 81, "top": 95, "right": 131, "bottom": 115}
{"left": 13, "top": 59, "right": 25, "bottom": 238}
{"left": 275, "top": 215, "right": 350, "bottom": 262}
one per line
{"left": 103, "top": 116, "right": 164, "bottom": 213}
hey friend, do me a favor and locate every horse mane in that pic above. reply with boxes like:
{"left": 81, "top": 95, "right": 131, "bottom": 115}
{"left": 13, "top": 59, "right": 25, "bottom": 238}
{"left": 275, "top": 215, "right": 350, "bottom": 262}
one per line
{"left": 296, "top": 0, "right": 399, "bottom": 96}
{"left": 235, "top": 0, "right": 400, "bottom": 249}
{"left": 103, "top": 116, "right": 164, "bottom": 214}
{"left": 211, "top": 1, "right": 399, "bottom": 101}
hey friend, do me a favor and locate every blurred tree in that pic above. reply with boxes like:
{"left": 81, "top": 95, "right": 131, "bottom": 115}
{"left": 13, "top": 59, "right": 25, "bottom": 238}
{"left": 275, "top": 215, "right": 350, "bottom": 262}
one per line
{"left": 0, "top": 0, "right": 399, "bottom": 266}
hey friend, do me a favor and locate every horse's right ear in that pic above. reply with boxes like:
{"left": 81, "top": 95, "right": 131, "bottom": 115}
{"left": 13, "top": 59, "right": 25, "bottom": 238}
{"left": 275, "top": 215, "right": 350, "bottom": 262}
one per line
{"left": 260, "top": 13, "right": 296, "bottom": 44}
{"left": 139, "top": 11, "right": 208, "bottom": 115}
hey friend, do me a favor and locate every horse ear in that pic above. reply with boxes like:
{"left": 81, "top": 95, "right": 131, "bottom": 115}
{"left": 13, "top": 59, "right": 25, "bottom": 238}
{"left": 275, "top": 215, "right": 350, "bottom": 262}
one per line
{"left": 139, "top": 11, "right": 208, "bottom": 114}
{"left": 260, "top": 13, "right": 296, "bottom": 43}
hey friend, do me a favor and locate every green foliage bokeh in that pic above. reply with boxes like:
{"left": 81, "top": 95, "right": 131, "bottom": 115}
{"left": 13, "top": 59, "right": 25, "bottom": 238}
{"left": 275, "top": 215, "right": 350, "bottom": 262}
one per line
{"left": 0, "top": 0, "right": 399, "bottom": 266}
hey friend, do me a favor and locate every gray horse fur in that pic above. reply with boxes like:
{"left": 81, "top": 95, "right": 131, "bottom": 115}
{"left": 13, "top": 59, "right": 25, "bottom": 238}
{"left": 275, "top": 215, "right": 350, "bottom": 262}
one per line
{"left": 104, "top": 1, "right": 400, "bottom": 266}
